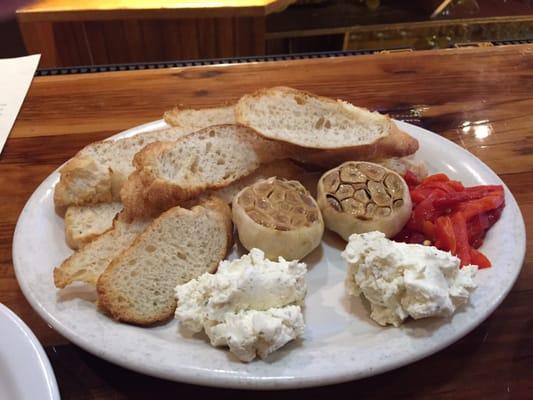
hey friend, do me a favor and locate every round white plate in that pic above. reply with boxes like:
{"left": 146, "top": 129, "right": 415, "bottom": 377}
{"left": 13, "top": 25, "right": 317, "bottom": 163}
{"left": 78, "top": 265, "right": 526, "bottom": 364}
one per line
{"left": 13, "top": 120, "right": 525, "bottom": 389}
{"left": 0, "top": 303, "right": 60, "bottom": 400}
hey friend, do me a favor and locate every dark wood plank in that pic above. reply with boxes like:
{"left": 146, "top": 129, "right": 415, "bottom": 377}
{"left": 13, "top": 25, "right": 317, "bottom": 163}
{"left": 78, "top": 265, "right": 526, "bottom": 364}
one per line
{"left": 84, "top": 21, "right": 110, "bottom": 64}
{"left": 121, "top": 19, "right": 145, "bottom": 62}
{"left": 177, "top": 19, "right": 200, "bottom": 59}
{"left": 215, "top": 17, "right": 235, "bottom": 58}
{"left": 160, "top": 20, "right": 182, "bottom": 61}
{"left": 101, "top": 20, "right": 130, "bottom": 64}
{"left": 18, "top": 20, "right": 59, "bottom": 67}
{"left": 196, "top": 17, "right": 217, "bottom": 57}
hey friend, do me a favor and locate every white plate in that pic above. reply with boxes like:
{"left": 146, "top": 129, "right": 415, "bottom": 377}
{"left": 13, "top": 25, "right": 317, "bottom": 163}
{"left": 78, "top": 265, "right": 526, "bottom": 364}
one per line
{"left": 12, "top": 120, "right": 526, "bottom": 390}
{"left": 0, "top": 303, "right": 60, "bottom": 400}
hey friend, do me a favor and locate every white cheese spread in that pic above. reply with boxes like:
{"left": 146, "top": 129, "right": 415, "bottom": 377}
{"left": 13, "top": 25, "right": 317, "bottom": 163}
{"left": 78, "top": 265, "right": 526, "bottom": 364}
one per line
{"left": 175, "top": 248, "right": 306, "bottom": 361}
{"left": 342, "top": 231, "right": 477, "bottom": 327}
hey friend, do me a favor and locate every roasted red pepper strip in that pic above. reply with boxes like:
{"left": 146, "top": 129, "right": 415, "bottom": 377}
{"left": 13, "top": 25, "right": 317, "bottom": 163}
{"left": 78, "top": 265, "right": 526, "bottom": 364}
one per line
{"left": 404, "top": 170, "right": 420, "bottom": 188}
{"left": 470, "top": 248, "right": 491, "bottom": 268}
{"left": 465, "top": 185, "right": 503, "bottom": 194}
{"left": 467, "top": 205, "right": 504, "bottom": 248}
{"left": 398, "top": 173, "right": 504, "bottom": 269}
{"left": 422, "top": 220, "right": 436, "bottom": 241}
{"left": 434, "top": 216, "right": 456, "bottom": 253}
{"left": 408, "top": 190, "right": 446, "bottom": 231}
{"left": 458, "top": 194, "right": 505, "bottom": 220}
{"left": 445, "top": 180, "right": 465, "bottom": 192}
{"left": 417, "top": 181, "right": 457, "bottom": 194}
{"left": 451, "top": 212, "right": 471, "bottom": 266}
{"left": 410, "top": 187, "right": 440, "bottom": 203}
{"left": 420, "top": 173, "right": 449, "bottom": 184}
{"left": 433, "top": 187, "right": 501, "bottom": 209}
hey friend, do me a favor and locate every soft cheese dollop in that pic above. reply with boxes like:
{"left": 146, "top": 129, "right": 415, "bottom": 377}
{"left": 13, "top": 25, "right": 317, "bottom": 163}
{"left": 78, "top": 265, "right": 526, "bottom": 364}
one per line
{"left": 175, "top": 248, "right": 306, "bottom": 362}
{"left": 342, "top": 231, "right": 477, "bottom": 327}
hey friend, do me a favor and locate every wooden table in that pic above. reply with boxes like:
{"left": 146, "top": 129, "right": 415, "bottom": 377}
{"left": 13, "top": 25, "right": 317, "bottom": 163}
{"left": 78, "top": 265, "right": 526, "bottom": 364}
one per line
{"left": 17, "top": 0, "right": 295, "bottom": 68}
{"left": 2, "top": 44, "right": 532, "bottom": 398}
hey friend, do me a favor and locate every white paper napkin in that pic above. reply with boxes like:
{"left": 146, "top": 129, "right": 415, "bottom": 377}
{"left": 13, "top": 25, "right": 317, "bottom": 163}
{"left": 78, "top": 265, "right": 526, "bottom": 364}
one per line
{"left": 0, "top": 54, "right": 40, "bottom": 154}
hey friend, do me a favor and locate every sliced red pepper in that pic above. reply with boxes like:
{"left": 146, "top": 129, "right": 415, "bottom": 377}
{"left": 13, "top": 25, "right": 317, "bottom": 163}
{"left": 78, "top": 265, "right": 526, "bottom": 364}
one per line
{"left": 446, "top": 180, "right": 465, "bottom": 192}
{"left": 433, "top": 189, "right": 498, "bottom": 210}
{"left": 434, "top": 216, "right": 456, "bottom": 253}
{"left": 395, "top": 172, "right": 502, "bottom": 270}
{"left": 467, "top": 215, "right": 487, "bottom": 248}
{"left": 422, "top": 220, "right": 436, "bottom": 241}
{"left": 408, "top": 191, "right": 446, "bottom": 231}
{"left": 465, "top": 185, "right": 503, "bottom": 194}
{"left": 451, "top": 212, "right": 471, "bottom": 266}
{"left": 470, "top": 248, "right": 491, "bottom": 268}
{"left": 404, "top": 170, "right": 420, "bottom": 188}
{"left": 410, "top": 187, "right": 443, "bottom": 204}
{"left": 418, "top": 181, "right": 457, "bottom": 193}
{"left": 467, "top": 205, "right": 504, "bottom": 248}
{"left": 458, "top": 194, "right": 505, "bottom": 220}
{"left": 420, "top": 174, "right": 449, "bottom": 184}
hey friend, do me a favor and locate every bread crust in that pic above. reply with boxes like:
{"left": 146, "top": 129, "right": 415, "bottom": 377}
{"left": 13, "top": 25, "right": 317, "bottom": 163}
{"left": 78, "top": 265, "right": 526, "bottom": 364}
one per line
{"left": 163, "top": 103, "right": 236, "bottom": 128}
{"left": 96, "top": 196, "right": 233, "bottom": 325}
{"left": 295, "top": 121, "right": 419, "bottom": 168}
{"left": 121, "top": 159, "right": 309, "bottom": 220}
{"left": 235, "top": 86, "right": 419, "bottom": 159}
{"left": 64, "top": 202, "right": 123, "bottom": 250}
{"left": 125, "top": 124, "right": 304, "bottom": 218}
{"left": 53, "top": 127, "right": 194, "bottom": 210}
{"left": 54, "top": 156, "right": 114, "bottom": 212}
{"left": 53, "top": 214, "right": 151, "bottom": 288}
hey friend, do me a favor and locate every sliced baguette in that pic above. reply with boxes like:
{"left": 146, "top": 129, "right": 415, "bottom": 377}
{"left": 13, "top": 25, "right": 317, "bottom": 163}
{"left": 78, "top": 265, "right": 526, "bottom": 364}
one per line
{"left": 54, "top": 216, "right": 152, "bottom": 289}
{"left": 235, "top": 86, "right": 418, "bottom": 157}
{"left": 132, "top": 124, "right": 295, "bottom": 208}
{"left": 121, "top": 159, "right": 308, "bottom": 219}
{"left": 65, "top": 202, "right": 123, "bottom": 250}
{"left": 54, "top": 156, "right": 114, "bottom": 213}
{"left": 96, "top": 196, "right": 233, "bottom": 325}
{"left": 54, "top": 126, "right": 192, "bottom": 210}
{"left": 164, "top": 104, "right": 235, "bottom": 129}
{"left": 294, "top": 126, "right": 419, "bottom": 168}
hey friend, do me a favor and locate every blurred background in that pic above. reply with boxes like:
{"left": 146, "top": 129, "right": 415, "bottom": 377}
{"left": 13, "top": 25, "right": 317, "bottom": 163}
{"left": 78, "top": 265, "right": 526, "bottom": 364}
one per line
{"left": 1, "top": 0, "right": 533, "bottom": 67}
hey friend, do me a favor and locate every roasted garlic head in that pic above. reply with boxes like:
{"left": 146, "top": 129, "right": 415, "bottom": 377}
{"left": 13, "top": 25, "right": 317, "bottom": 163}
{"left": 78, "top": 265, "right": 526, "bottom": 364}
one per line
{"left": 317, "top": 161, "right": 411, "bottom": 240}
{"left": 232, "top": 177, "right": 324, "bottom": 260}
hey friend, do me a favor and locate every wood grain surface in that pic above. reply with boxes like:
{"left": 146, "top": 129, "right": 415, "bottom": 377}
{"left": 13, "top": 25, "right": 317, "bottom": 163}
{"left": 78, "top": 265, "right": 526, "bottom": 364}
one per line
{"left": 17, "top": 0, "right": 295, "bottom": 20}
{"left": 1, "top": 44, "right": 532, "bottom": 399}
{"left": 18, "top": 16, "right": 267, "bottom": 68}
{"left": 17, "top": 0, "right": 287, "bottom": 67}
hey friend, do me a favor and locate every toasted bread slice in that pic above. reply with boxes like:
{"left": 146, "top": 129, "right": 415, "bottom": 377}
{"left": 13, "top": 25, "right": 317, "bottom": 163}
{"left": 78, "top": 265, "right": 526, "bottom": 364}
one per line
{"left": 54, "top": 216, "right": 151, "bottom": 289}
{"left": 54, "top": 156, "right": 114, "bottom": 214}
{"left": 96, "top": 197, "right": 232, "bottom": 325}
{"left": 121, "top": 159, "right": 308, "bottom": 219}
{"left": 65, "top": 202, "right": 123, "bottom": 249}
{"left": 54, "top": 126, "right": 192, "bottom": 210}
{"left": 132, "top": 124, "right": 294, "bottom": 207}
{"left": 235, "top": 86, "right": 418, "bottom": 158}
{"left": 164, "top": 104, "right": 235, "bottom": 129}
{"left": 294, "top": 125, "right": 419, "bottom": 168}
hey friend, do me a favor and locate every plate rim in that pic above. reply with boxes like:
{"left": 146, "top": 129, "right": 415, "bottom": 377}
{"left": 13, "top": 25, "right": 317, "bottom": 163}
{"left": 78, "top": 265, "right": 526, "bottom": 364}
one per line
{"left": 0, "top": 303, "right": 61, "bottom": 400}
{"left": 12, "top": 120, "right": 527, "bottom": 389}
